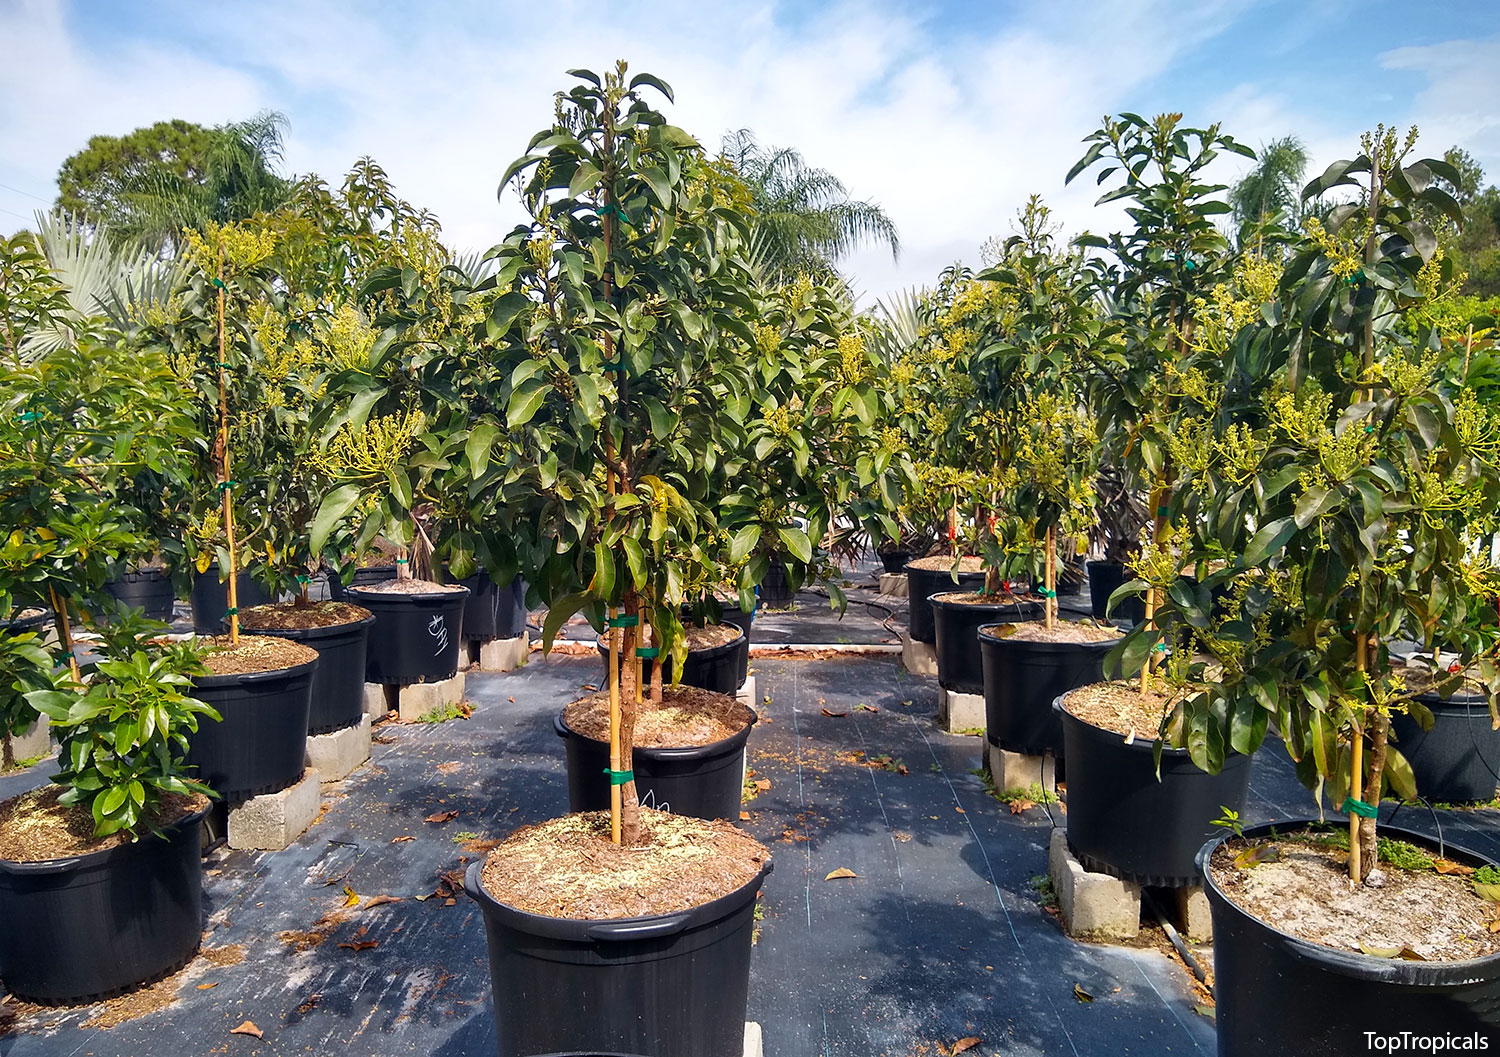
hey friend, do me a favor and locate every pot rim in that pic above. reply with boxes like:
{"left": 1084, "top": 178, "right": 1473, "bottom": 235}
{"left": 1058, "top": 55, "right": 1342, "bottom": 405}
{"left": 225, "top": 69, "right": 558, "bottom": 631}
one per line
{"left": 929, "top": 590, "right": 1043, "bottom": 613}
{"left": 554, "top": 706, "right": 759, "bottom": 760}
{"left": 978, "top": 623, "right": 1122, "bottom": 653}
{"left": 1054, "top": 687, "right": 1199, "bottom": 759}
{"left": 1197, "top": 818, "right": 1500, "bottom": 980}
{"left": 597, "top": 624, "right": 747, "bottom": 661}
{"left": 463, "top": 855, "right": 772, "bottom": 941}
{"left": 0, "top": 800, "right": 210, "bottom": 875}
{"left": 192, "top": 655, "right": 319, "bottom": 689}
{"left": 240, "top": 608, "right": 376, "bottom": 638}
{"left": 347, "top": 584, "right": 471, "bottom": 605}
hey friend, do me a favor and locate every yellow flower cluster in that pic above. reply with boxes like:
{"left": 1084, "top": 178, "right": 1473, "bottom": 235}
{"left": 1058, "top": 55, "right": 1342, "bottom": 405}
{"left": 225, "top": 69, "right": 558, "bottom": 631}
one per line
{"left": 323, "top": 303, "right": 377, "bottom": 373}
{"left": 181, "top": 221, "right": 278, "bottom": 277}
{"left": 763, "top": 404, "right": 792, "bottom": 437}
{"left": 837, "top": 333, "right": 869, "bottom": 385}
{"left": 1189, "top": 256, "right": 1282, "bottom": 355}
{"left": 754, "top": 323, "right": 780, "bottom": 357}
{"left": 311, "top": 408, "right": 425, "bottom": 482}
{"left": 1303, "top": 216, "right": 1363, "bottom": 280}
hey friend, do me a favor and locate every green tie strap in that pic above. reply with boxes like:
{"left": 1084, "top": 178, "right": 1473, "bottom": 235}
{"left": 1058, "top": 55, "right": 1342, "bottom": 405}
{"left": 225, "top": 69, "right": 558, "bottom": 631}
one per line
{"left": 635, "top": 646, "right": 660, "bottom": 659}
{"left": 607, "top": 614, "right": 639, "bottom": 628}
{"left": 1341, "top": 796, "right": 1378, "bottom": 819}
{"left": 604, "top": 767, "right": 635, "bottom": 786}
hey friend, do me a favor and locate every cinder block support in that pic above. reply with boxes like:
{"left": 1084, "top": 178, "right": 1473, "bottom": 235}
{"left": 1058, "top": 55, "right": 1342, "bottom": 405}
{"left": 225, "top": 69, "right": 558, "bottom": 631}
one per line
{"left": 985, "top": 739, "right": 1057, "bottom": 795}
{"left": 937, "top": 686, "right": 985, "bottom": 733}
{"left": 471, "top": 633, "right": 529, "bottom": 672}
{"left": 744, "top": 1021, "right": 763, "bottom": 1057}
{"left": 877, "top": 573, "right": 908, "bottom": 598}
{"left": 899, "top": 632, "right": 937, "bottom": 677}
{"left": 1049, "top": 829, "right": 1140, "bottom": 939}
{"left": 304, "top": 715, "right": 372, "bottom": 783}
{"left": 227, "top": 768, "right": 321, "bottom": 851}
{"left": 736, "top": 675, "right": 757, "bottom": 708}
{"left": 396, "top": 671, "right": 467, "bottom": 723}
{"left": 364, "top": 682, "right": 393, "bottom": 720}
{"left": 3, "top": 716, "right": 49, "bottom": 766}
{"left": 1172, "top": 885, "right": 1214, "bottom": 943}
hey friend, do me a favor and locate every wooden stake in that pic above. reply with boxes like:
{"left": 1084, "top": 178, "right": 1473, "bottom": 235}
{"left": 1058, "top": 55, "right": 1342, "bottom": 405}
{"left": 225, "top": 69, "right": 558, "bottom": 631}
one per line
{"left": 1350, "top": 631, "right": 1368, "bottom": 883}
{"left": 214, "top": 243, "right": 240, "bottom": 646}
{"left": 1045, "top": 526, "right": 1057, "bottom": 630}
{"left": 48, "top": 585, "right": 81, "bottom": 683}
{"left": 1139, "top": 480, "right": 1166, "bottom": 696}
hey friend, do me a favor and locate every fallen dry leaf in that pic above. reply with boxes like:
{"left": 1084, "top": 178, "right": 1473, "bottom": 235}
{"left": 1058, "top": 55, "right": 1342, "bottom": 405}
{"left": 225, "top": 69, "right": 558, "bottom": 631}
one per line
{"left": 1009, "top": 799, "right": 1035, "bottom": 814}
{"left": 391, "top": 835, "right": 414, "bottom": 843}
{"left": 740, "top": 811, "right": 751, "bottom": 821}
{"left": 1488, "top": 919, "right": 1500, "bottom": 933}
{"left": 1073, "top": 983, "right": 1093, "bottom": 1003}
{"left": 338, "top": 940, "right": 379, "bottom": 952}
{"left": 855, "top": 704, "right": 879, "bottom": 713}
{"left": 362, "top": 895, "right": 403, "bottom": 909}
{"left": 444, "top": 897, "right": 456, "bottom": 906}
{"left": 436, "top": 762, "right": 462, "bottom": 775}
{"left": 231, "top": 1020, "right": 263, "bottom": 1038}
{"left": 1233, "top": 844, "right": 1281, "bottom": 869}
{"left": 581, "top": 684, "right": 598, "bottom": 691}
{"left": 820, "top": 708, "right": 849, "bottom": 718}
{"left": 825, "top": 867, "right": 858, "bottom": 880}
{"left": 343, "top": 885, "right": 360, "bottom": 908}
{"left": 425, "top": 810, "right": 459, "bottom": 824}
{"left": 1434, "top": 858, "right": 1475, "bottom": 876}
{"left": 951, "top": 1038, "right": 981, "bottom": 1055}
{"left": 954, "top": 806, "right": 964, "bottom": 813}
{"left": 507, "top": 696, "right": 515, "bottom": 702}
{"left": 754, "top": 779, "right": 771, "bottom": 792}
{"left": 196, "top": 982, "right": 218, "bottom": 990}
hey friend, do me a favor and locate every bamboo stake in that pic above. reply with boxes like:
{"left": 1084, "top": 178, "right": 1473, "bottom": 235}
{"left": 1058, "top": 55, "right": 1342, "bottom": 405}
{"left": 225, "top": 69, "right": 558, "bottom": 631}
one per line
{"left": 1139, "top": 481, "right": 1165, "bottom": 696}
{"left": 1350, "top": 631, "right": 1369, "bottom": 883}
{"left": 48, "top": 585, "right": 81, "bottom": 683}
{"left": 1045, "top": 526, "right": 1057, "bottom": 630}
{"left": 215, "top": 242, "right": 240, "bottom": 646}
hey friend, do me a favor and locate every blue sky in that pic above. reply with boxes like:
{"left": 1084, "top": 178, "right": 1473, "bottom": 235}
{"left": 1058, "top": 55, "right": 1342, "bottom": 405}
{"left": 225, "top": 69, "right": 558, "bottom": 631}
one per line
{"left": 3, "top": 0, "right": 1497, "bottom": 300}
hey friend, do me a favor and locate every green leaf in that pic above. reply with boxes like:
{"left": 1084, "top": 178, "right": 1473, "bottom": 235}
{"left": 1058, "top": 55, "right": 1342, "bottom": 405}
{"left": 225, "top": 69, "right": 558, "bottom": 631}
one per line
{"left": 465, "top": 421, "right": 500, "bottom": 479}
{"left": 1243, "top": 517, "right": 1296, "bottom": 568}
{"left": 776, "top": 526, "right": 813, "bottom": 564}
{"left": 568, "top": 161, "right": 603, "bottom": 199}
{"left": 309, "top": 484, "right": 364, "bottom": 555}
{"left": 507, "top": 379, "right": 553, "bottom": 427}
{"left": 541, "top": 591, "right": 592, "bottom": 651}
{"left": 487, "top": 292, "right": 530, "bottom": 342}
{"left": 729, "top": 525, "right": 761, "bottom": 564}
{"left": 621, "top": 536, "right": 647, "bottom": 590}
{"left": 628, "top": 71, "right": 675, "bottom": 102}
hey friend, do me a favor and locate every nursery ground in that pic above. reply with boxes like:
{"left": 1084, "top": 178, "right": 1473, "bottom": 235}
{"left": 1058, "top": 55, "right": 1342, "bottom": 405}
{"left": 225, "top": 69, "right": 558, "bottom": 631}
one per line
{"left": 1, "top": 651, "right": 1498, "bottom": 1056}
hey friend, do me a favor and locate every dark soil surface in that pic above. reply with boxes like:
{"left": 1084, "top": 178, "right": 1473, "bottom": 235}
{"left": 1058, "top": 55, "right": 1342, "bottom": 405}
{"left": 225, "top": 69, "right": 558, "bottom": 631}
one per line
{"left": 0, "top": 787, "right": 207, "bottom": 862}
{"left": 932, "top": 590, "right": 1038, "bottom": 607}
{"left": 240, "top": 602, "right": 372, "bottom": 631}
{"left": 200, "top": 635, "right": 318, "bottom": 676}
{"left": 565, "top": 684, "right": 754, "bottom": 747}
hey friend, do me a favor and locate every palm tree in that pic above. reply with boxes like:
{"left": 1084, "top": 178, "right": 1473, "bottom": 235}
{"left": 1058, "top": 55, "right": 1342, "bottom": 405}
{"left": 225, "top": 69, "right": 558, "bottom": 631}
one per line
{"left": 1229, "top": 135, "right": 1308, "bottom": 251}
{"left": 721, "top": 129, "right": 899, "bottom": 282}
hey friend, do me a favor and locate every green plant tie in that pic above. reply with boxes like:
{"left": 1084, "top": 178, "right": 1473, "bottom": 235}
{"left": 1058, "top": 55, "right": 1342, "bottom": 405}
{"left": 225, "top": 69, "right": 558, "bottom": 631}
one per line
{"left": 16, "top": 411, "right": 37, "bottom": 422}
{"left": 1038, "top": 588, "right": 1057, "bottom": 599}
{"left": 296, "top": 575, "right": 311, "bottom": 583}
{"left": 224, "top": 607, "right": 238, "bottom": 616}
{"left": 211, "top": 277, "right": 226, "bottom": 289}
{"left": 1183, "top": 259, "right": 1196, "bottom": 271}
{"left": 597, "top": 202, "right": 632, "bottom": 227}
{"left": 217, "top": 361, "right": 232, "bottom": 369}
{"left": 603, "top": 767, "right": 635, "bottom": 785}
{"left": 395, "top": 558, "right": 408, "bottom": 564}
{"left": 1341, "top": 796, "right": 1378, "bottom": 819}
{"left": 216, "top": 480, "right": 238, "bottom": 491}
{"left": 635, "top": 646, "right": 660, "bottom": 659}
{"left": 1156, "top": 506, "right": 1169, "bottom": 518}
{"left": 607, "top": 614, "right": 639, "bottom": 628}
{"left": 601, "top": 360, "right": 626, "bottom": 373}
{"left": 1154, "top": 642, "right": 1168, "bottom": 651}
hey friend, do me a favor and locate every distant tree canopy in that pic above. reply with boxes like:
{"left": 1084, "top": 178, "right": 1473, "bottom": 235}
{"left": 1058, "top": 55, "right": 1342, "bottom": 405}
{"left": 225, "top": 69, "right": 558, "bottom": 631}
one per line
{"left": 1438, "top": 146, "right": 1500, "bottom": 299}
{"left": 54, "top": 112, "right": 293, "bottom": 252}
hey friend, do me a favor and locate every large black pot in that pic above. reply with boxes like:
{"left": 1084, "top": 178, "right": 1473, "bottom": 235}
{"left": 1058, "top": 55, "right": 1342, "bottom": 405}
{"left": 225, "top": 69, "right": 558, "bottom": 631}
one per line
{"left": 190, "top": 564, "right": 272, "bottom": 635}
{"left": 979, "top": 624, "right": 1116, "bottom": 759}
{"left": 682, "top": 600, "right": 754, "bottom": 688}
{"left": 496, "top": 576, "right": 530, "bottom": 639}
{"left": 878, "top": 550, "right": 912, "bottom": 574}
{"left": 1086, "top": 560, "right": 1144, "bottom": 623}
{"left": 555, "top": 707, "right": 757, "bottom": 821}
{"left": 465, "top": 857, "right": 772, "bottom": 1057}
{"left": 1200, "top": 821, "right": 1500, "bottom": 1054}
{"left": 187, "top": 658, "right": 316, "bottom": 802}
{"left": 759, "top": 560, "right": 794, "bottom": 608}
{"left": 447, "top": 567, "right": 500, "bottom": 642}
{"left": 599, "top": 627, "right": 747, "bottom": 696}
{"left": 0, "top": 800, "right": 208, "bottom": 1003}
{"left": 0, "top": 608, "right": 51, "bottom": 635}
{"left": 243, "top": 610, "right": 374, "bottom": 735}
{"left": 348, "top": 585, "right": 468, "bottom": 686}
{"left": 930, "top": 592, "right": 1042, "bottom": 694}
{"left": 326, "top": 563, "right": 398, "bottom": 602}
{"left": 1057, "top": 691, "right": 1252, "bottom": 886}
{"left": 904, "top": 560, "right": 987, "bottom": 644}
{"left": 105, "top": 567, "right": 174, "bottom": 621}
{"left": 1389, "top": 691, "right": 1500, "bottom": 803}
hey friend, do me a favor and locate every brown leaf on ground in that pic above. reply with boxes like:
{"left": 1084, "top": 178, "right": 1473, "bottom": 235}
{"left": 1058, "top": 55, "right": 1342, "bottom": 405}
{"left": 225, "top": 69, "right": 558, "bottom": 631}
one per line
{"left": 391, "top": 835, "right": 414, "bottom": 843}
{"left": 362, "top": 895, "right": 403, "bottom": 909}
{"left": 196, "top": 982, "right": 218, "bottom": 990}
{"left": 343, "top": 885, "right": 360, "bottom": 907}
{"left": 1434, "top": 858, "right": 1475, "bottom": 876}
{"left": 436, "top": 762, "right": 462, "bottom": 775}
{"left": 740, "top": 811, "right": 751, "bottom": 821}
{"left": 825, "top": 867, "right": 858, "bottom": 880}
{"left": 754, "top": 779, "right": 771, "bottom": 792}
{"left": 508, "top": 696, "right": 515, "bottom": 703}
{"left": 425, "top": 810, "right": 459, "bottom": 824}
{"left": 855, "top": 704, "right": 879, "bottom": 713}
{"left": 1073, "top": 983, "right": 1094, "bottom": 1003}
{"left": 338, "top": 940, "right": 378, "bottom": 951}
{"left": 231, "top": 1020, "right": 263, "bottom": 1038}
{"left": 821, "top": 708, "right": 848, "bottom": 718}
{"left": 1009, "top": 799, "right": 1035, "bottom": 814}
{"left": 951, "top": 1038, "right": 981, "bottom": 1055}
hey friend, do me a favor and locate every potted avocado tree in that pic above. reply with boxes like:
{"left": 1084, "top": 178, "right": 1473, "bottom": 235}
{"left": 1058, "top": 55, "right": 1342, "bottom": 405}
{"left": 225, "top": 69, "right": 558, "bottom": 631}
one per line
{"left": 971, "top": 197, "right": 1123, "bottom": 770}
{"left": 1055, "top": 113, "right": 1259, "bottom": 887}
{"left": 1121, "top": 125, "right": 1500, "bottom": 1051}
{"left": 453, "top": 64, "right": 771, "bottom": 1057}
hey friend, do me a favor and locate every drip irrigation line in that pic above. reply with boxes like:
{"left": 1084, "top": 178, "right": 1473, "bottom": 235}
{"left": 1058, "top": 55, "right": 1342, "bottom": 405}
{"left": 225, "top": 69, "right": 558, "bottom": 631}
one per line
{"left": 1141, "top": 889, "right": 1211, "bottom": 993}
{"left": 1385, "top": 795, "right": 1446, "bottom": 861}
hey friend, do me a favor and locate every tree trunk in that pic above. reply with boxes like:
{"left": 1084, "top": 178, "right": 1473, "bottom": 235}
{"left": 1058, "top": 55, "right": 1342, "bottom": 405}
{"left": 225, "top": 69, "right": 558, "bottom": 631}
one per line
{"left": 1358, "top": 709, "right": 1391, "bottom": 883}
{"left": 619, "top": 594, "right": 641, "bottom": 844}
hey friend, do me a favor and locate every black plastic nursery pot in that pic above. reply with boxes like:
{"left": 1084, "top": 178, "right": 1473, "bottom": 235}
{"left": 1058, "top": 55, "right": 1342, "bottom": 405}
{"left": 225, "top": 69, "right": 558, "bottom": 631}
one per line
{"left": 759, "top": 560, "right": 794, "bottom": 608}
{"left": 930, "top": 592, "right": 1042, "bottom": 694}
{"left": 496, "top": 575, "right": 530, "bottom": 639}
{"left": 599, "top": 626, "right": 747, "bottom": 696}
{"left": 1389, "top": 691, "right": 1500, "bottom": 803}
{"left": 878, "top": 549, "right": 912, "bottom": 574}
{"left": 189, "top": 564, "right": 272, "bottom": 635}
{"left": 104, "top": 567, "right": 174, "bottom": 621}
{"left": 347, "top": 584, "right": 468, "bottom": 686}
{"left": 443, "top": 566, "right": 500, "bottom": 642}
{"left": 242, "top": 611, "right": 375, "bottom": 735}
{"left": 0, "top": 608, "right": 51, "bottom": 635}
{"left": 0, "top": 801, "right": 209, "bottom": 1004}
{"left": 904, "top": 560, "right": 987, "bottom": 644}
{"left": 1199, "top": 821, "right": 1500, "bottom": 1054}
{"left": 187, "top": 658, "right": 316, "bottom": 802}
{"left": 978, "top": 625, "right": 1115, "bottom": 759}
{"left": 555, "top": 708, "right": 757, "bottom": 821}
{"left": 326, "top": 563, "right": 398, "bottom": 602}
{"left": 465, "top": 858, "right": 772, "bottom": 1057}
{"left": 1056, "top": 691, "right": 1252, "bottom": 886}
{"left": 1085, "top": 560, "right": 1144, "bottom": 623}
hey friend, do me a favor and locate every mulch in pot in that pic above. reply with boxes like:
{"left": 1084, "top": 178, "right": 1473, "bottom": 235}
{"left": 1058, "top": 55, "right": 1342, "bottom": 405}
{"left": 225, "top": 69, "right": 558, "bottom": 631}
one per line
{"left": 239, "top": 601, "right": 372, "bottom": 631}
{"left": 353, "top": 578, "right": 465, "bottom": 595}
{"left": 1061, "top": 678, "right": 1197, "bottom": 741}
{"left": 991, "top": 621, "right": 1122, "bottom": 645}
{"left": 0, "top": 786, "right": 209, "bottom": 863}
{"left": 199, "top": 635, "right": 318, "bottom": 676}
{"left": 564, "top": 685, "right": 754, "bottom": 748}
{"left": 931, "top": 589, "right": 1040, "bottom": 606}
{"left": 479, "top": 808, "right": 769, "bottom": 919}
{"left": 907, "top": 555, "right": 984, "bottom": 572}
{"left": 601, "top": 624, "right": 741, "bottom": 652}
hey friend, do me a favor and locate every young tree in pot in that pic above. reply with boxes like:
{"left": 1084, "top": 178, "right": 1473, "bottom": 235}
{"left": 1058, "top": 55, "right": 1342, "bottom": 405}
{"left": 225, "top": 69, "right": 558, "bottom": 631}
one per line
{"left": 4, "top": 614, "right": 217, "bottom": 1003}
{"left": 455, "top": 65, "right": 772, "bottom": 1057}
{"left": 1122, "top": 126, "right": 1500, "bottom": 1050}
{"left": 969, "top": 198, "right": 1122, "bottom": 764}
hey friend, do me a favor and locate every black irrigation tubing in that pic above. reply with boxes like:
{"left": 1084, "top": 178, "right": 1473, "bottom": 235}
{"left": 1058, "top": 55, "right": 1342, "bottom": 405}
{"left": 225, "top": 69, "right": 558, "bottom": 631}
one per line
{"left": 1385, "top": 796, "right": 1447, "bottom": 861}
{"left": 1142, "top": 889, "right": 1212, "bottom": 993}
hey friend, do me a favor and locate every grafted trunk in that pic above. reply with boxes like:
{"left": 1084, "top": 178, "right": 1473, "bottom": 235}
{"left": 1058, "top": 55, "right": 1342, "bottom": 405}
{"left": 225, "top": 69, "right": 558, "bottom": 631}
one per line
{"left": 619, "top": 594, "right": 641, "bottom": 843}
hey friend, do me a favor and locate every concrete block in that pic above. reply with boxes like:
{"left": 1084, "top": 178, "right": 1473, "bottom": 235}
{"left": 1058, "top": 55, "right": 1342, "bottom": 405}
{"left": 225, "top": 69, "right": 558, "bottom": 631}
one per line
{"left": 900, "top": 633, "right": 937, "bottom": 677}
{"left": 227, "top": 768, "right": 321, "bottom": 851}
{"left": 736, "top": 675, "right": 757, "bottom": 707}
{"left": 1172, "top": 885, "right": 1213, "bottom": 942}
{"left": 364, "top": 682, "right": 393, "bottom": 720}
{"left": 470, "top": 633, "right": 529, "bottom": 672}
{"left": 744, "top": 1021, "right": 763, "bottom": 1057}
{"left": 937, "top": 686, "right": 985, "bottom": 733}
{"left": 3, "top": 716, "right": 49, "bottom": 766}
{"left": 985, "top": 740, "right": 1057, "bottom": 796}
{"left": 1049, "top": 828, "right": 1140, "bottom": 939}
{"left": 877, "top": 572, "right": 908, "bottom": 598}
{"left": 397, "top": 671, "right": 467, "bottom": 724}
{"left": 304, "top": 714, "right": 371, "bottom": 783}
